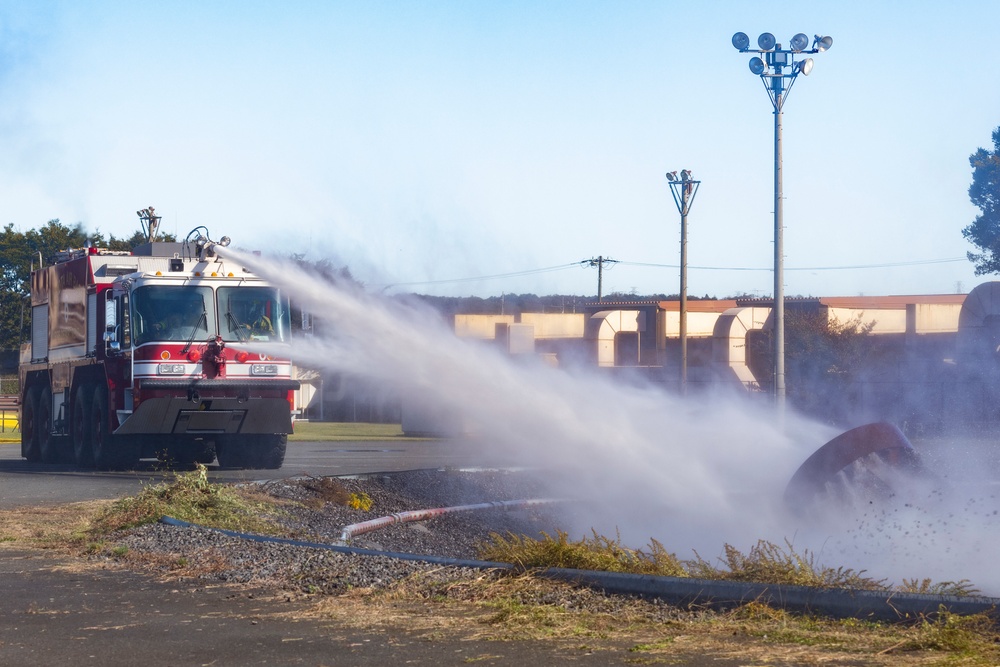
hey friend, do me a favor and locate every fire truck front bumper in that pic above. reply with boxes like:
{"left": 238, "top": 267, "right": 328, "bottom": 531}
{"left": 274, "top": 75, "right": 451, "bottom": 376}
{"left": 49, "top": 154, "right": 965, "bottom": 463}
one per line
{"left": 115, "top": 379, "right": 300, "bottom": 436}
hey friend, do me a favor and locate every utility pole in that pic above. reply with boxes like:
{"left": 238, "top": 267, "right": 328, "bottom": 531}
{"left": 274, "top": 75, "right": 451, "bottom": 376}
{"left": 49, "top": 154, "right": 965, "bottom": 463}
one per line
{"left": 583, "top": 256, "right": 618, "bottom": 301}
{"left": 666, "top": 170, "right": 700, "bottom": 395}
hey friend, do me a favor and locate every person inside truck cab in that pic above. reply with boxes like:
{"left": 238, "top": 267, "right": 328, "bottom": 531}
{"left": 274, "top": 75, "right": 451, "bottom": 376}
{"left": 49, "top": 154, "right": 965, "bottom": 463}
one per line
{"left": 153, "top": 313, "right": 184, "bottom": 339}
{"left": 244, "top": 300, "right": 274, "bottom": 337}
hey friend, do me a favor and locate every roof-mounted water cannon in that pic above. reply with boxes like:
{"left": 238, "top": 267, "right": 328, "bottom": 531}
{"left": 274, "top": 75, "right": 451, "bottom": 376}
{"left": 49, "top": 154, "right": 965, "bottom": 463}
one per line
{"left": 137, "top": 206, "right": 161, "bottom": 243}
{"left": 185, "top": 226, "right": 231, "bottom": 262}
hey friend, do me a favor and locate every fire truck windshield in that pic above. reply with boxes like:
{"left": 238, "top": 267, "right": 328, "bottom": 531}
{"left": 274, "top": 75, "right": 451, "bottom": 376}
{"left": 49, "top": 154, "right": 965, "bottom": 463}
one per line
{"left": 132, "top": 285, "right": 216, "bottom": 346}
{"left": 219, "top": 286, "right": 290, "bottom": 343}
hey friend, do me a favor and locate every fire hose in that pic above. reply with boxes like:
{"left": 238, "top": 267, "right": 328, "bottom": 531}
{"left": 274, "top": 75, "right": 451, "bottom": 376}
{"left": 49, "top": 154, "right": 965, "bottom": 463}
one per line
{"left": 338, "top": 498, "right": 565, "bottom": 543}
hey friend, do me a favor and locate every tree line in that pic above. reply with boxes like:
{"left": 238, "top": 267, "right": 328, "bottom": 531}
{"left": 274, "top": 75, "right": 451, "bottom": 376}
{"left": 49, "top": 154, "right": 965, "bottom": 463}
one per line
{"left": 0, "top": 221, "right": 172, "bottom": 363}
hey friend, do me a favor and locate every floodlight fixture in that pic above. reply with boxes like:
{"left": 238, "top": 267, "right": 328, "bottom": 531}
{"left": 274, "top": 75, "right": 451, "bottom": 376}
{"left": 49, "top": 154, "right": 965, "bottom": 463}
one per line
{"left": 757, "top": 32, "right": 776, "bottom": 50}
{"left": 666, "top": 171, "right": 677, "bottom": 181}
{"left": 681, "top": 169, "right": 692, "bottom": 181}
{"left": 798, "top": 58, "right": 814, "bottom": 76}
{"left": 749, "top": 57, "right": 765, "bottom": 75}
{"left": 732, "top": 32, "right": 750, "bottom": 51}
{"left": 813, "top": 35, "right": 833, "bottom": 52}
{"left": 789, "top": 33, "right": 809, "bottom": 52}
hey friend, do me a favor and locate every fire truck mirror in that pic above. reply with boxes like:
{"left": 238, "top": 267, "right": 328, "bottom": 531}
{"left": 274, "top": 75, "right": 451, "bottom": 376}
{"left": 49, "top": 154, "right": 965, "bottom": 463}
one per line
{"left": 105, "top": 297, "right": 117, "bottom": 331}
{"left": 103, "top": 291, "right": 120, "bottom": 353}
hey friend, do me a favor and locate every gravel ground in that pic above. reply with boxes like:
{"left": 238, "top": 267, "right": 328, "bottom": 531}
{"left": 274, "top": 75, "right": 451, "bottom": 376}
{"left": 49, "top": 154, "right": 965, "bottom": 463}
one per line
{"left": 111, "top": 469, "right": 575, "bottom": 595}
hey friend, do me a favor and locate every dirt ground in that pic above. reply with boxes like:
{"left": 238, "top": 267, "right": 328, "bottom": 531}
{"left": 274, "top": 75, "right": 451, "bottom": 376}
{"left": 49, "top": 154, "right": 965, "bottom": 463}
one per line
{"left": 2, "top": 500, "right": 992, "bottom": 666}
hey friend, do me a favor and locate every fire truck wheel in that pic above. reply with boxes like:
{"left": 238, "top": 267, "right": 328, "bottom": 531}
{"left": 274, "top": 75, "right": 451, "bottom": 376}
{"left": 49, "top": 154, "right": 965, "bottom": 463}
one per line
{"left": 72, "top": 385, "right": 94, "bottom": 467}
{"left": 38, "top": 386, "right": 58, "bottom": 464}
{"left": 165, "top": 441, "right": 215, "bottom": 468}
{"left": 214, "top": 435, "right": 249, "bottom": 469}
{"left": 251, "top": 434, "right": 286, "bottom": 470}
{"left": 21, "top": 385, "right": 41, "bottom": 462}
{"left": 91, "top": 389, "right": 138, "bottom": 471}
{"left": 193, "top": 442, "right": 217, "bottom": 465}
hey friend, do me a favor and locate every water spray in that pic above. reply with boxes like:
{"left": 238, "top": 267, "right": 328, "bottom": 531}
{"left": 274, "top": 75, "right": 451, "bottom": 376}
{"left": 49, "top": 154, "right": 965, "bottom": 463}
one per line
{"left": 215, "top": 245, "right": 1000, "bottom": 594}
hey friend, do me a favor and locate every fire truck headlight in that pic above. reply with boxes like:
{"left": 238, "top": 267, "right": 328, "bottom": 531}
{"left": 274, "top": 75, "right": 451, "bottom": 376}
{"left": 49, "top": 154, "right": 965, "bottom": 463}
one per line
{"left": 250, "top": 363, "right": 279, "bottom": 376}
{"left": 157, "top": 363, "right": 187, "bottom": 375}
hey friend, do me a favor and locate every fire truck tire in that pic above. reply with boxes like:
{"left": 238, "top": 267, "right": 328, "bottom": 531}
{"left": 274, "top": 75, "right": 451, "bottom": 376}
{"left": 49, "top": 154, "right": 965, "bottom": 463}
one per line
{"left": 72, "top": 385, "right": 94, "bottom": 467}
{"left": 193, "top": 442, "right": 217, "bottom": 465}
{"left": 214, "top": 435, "right": 249, "bottom": 469}
{"left": 38, "top": 386, "right": 58, "bottom": 464}
{"left": 21, "top": 385, "right": 41, "bottom": 462}
{"left": 92, "top": 388, "right": 139, "bottom": 470}
{"left": 251, "top": 434, "right": 286, "bottom": 470}
{"left": 166, "top": 441, "right": 215, "bottom": 468}
{"left": 91, "top": 388, "right": 112, "bottom": 468}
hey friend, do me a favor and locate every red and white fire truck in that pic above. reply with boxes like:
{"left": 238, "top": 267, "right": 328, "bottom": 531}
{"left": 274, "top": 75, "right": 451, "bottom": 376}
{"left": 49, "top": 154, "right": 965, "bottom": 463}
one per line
{"left": 18, "top": 217, "right": 298, "bottom": 470}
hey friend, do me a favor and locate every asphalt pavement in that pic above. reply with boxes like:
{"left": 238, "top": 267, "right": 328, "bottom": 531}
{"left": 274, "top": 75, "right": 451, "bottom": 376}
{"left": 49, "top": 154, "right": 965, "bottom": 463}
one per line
{"left": 0, "top": 439, "right": 517, "bottom": 509}
{"left": 5, "top": 545, "right": 715, "bottom": 666}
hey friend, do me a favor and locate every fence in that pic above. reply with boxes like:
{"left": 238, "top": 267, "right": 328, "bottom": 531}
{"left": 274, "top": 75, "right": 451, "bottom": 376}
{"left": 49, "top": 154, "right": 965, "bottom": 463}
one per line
{"left": 1, "top": 375, "right": 19, "bottom": 434}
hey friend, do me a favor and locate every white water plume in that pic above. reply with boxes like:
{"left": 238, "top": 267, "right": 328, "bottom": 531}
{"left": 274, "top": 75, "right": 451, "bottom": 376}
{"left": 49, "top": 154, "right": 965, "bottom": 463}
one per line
{"left": 226, "top": 249, "right": 1000, "bottom": 593}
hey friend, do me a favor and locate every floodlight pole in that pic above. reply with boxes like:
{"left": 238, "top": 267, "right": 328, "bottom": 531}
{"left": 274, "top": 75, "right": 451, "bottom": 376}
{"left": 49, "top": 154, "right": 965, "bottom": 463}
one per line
{"left": 666, "top": 171, "right": 700, "bottom": 395}
{"left": 731, "top": 31, "right": 832, "bottom": 414}
{"left": 771, "top": 74, "right": 787, "bottom": 413}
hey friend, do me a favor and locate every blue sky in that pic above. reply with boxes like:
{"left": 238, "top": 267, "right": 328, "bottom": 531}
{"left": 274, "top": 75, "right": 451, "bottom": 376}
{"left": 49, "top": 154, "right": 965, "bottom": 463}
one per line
{"left": 1, "top": 1, "right": 998, "bottom": 298}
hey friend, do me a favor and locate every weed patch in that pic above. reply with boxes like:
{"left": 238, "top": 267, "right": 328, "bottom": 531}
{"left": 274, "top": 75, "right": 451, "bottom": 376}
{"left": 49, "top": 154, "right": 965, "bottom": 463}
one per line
{"left": 478, "top": 530, "right": 687, "bottom": 577}
{"left": 479, "top": 533, "right": 965, "bottom": 596}
{"left": 89, "top": 465, "right": 284, "bottom": 537}
{"left": 301, "top": 476, "right": 351, "bottom": 506}
{"left": 902, "top": 608, "right": 999, "bottom": 653}
{"left": 688, "top": 539, "right": 887, "bottom": 590}
{"left": 899, "top": 577, "right": 980, "bottom": 597}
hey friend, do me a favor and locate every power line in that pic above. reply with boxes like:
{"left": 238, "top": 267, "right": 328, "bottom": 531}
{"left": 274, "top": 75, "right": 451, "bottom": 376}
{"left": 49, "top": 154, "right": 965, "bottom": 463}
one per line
{"left": 375, "top": 262, "right": 583, "bottom": 289}
{"left": 619, "top": 257, "right": 969, "bottom": 272}
{"left": 374, "top": 256, "right": 970, "bottom": 290}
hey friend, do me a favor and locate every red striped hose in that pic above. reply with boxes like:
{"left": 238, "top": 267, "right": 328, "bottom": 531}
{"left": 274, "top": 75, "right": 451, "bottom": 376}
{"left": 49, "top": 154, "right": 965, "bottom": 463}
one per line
{"left": 339, "top": 498, "right": 564, "bottom": 543}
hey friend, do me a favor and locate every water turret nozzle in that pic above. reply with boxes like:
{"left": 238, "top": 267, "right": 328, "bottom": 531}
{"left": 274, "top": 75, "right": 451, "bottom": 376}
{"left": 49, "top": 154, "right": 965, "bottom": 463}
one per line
{"left": 187, "top": 226, "right": 231, "bottom": 261}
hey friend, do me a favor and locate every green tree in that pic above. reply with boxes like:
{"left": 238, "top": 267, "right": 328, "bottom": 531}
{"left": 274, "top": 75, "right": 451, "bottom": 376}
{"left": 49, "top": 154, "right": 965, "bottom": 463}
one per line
{"left": 0, "top": 220, "right": 91, "bottom": 358}
{"left": 0, "top": 220, "right": 176, "bottom": 361}
{"left": 963, "top": 127, "right": 1000, "bottom": 275}
{"left": 747, "top": 308, "right": 876, "bottom": 422}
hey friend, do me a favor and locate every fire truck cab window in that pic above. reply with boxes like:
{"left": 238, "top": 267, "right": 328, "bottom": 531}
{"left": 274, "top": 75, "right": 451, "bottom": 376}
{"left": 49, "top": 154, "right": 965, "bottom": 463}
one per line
{"left": 131, "top": 285, "right": 216, "bottom": 345}
{"left": 219, "top": 286, "right": 289, "bottom": 343}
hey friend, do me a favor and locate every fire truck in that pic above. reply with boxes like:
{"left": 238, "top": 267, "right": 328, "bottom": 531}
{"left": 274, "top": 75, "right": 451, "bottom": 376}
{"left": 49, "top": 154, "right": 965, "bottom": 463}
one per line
{"left": 18, "top": 213, "right": 298, "bottom": 470}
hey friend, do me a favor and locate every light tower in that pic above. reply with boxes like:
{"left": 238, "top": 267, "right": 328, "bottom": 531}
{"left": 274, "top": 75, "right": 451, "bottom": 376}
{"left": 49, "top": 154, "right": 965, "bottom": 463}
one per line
{"left": 731, "top": 31, "right": 832, "bottom": 410}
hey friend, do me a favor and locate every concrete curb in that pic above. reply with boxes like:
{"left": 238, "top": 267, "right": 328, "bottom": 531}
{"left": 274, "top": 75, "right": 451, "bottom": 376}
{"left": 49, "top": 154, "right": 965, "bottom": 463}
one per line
{"left": 160, "top": 516, "right": 1000, "bottom": 623}
{"left": 539, "top": 569, "right": 999, "bottom": 622}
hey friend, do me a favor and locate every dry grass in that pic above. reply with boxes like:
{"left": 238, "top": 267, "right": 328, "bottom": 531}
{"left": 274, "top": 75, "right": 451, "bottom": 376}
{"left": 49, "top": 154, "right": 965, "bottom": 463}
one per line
{"left": 288, "top": 422, "right": 412, "bottom": 441}
{"left": 687, "top": 539, "right": 887, "bottom": 590}
{"left": 479, "top": 529, "right": 687, "bottom": 577}
{"left": 295, "top": 568, "right": 1000, "bottom": 665}
{"left": 899, "top": 577, "right": 981, "bottom": 597}
{"left": 0, "top": 500, "right": 111, "bottom": 549}
{"left": 480, "top": 532, "right": 981, "bottom": 598}
{"left": 307, "top": 475, "right": 352, "bottom": 503}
